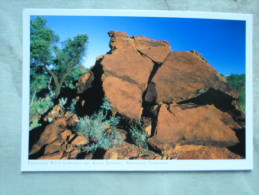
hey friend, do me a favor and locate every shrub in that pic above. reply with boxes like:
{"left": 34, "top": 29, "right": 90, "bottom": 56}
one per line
{"left": 29, "top": 118, "right": 41, "bottom": 131}
{"left": 58, "top": 97, "right": 67, "bottom": 108}
{"left": 30, "top": 96, "right": 54, "bottom": 118}
{"left": 129, "top": 122, "right": 149, "bottom": 149}
{"left": 74, "top": 97, "right": 123, "bottom": 152}
{"left": 69, "top": 99, "right": 77, "bottom": 114}
{"left": 225, "top": 74, "right": 245, "bottom": 112}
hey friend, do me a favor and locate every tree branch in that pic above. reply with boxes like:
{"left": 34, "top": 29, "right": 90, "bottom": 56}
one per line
{"left": 30, "top": 90, "right": 37, "bottom": 107}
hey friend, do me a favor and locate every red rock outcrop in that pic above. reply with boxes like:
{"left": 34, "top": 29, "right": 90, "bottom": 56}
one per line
{"left": 102, "top": 76, "right": 143, "bottom": 121}
{"left": 93, "top": 31, "right": 172, "bottom": 121}
{"left": 147, "top": 51, "right": 238, "bottom": 104}
{"left": 75, "top": 30, "right": 244, "bottom": 159}
{"left": 29, "top": 118, "right": 89, "bottom": 160}
{"left": 30, "top": 31, "right": 245, "bottom": 160}
{"left": 171, "top": 145, "right": 243, "bottom": 159}
{"left": 134, "top": 36, "right": 171, "bottom": 63}
{"left": 104, "top": 142, "right": 162, "bottom": 160}
{"left": 148, "top": 104, "right": 240, "bottom": 152}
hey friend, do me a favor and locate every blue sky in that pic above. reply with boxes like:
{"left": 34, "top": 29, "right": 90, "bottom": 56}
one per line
{"left": 31, "top": 16, "right": 246, "bottom": 75}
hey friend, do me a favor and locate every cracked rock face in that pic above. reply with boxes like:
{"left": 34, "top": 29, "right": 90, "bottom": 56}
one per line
{"left": 148, "top": 104, "right": 240, "bottom": 152}
{"left": 150, "top": 51, "right": 238, "bottom": 104}
{"left": 102, "top": 76, "right": 143, "bottom": 121}
{"left": 133, "top": 36, "right": 171, "bottom": 63}
{"left": 29, "top": 118, "right": 88, "bottom": 160}
{"left": 77, "top": 31, "right": 244, "bottom": 156}
{"left": 97, "top": 31, "right": 172, "bottom": 120}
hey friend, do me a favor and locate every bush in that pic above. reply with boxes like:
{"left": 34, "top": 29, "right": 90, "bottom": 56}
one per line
{"left": 225, "top": 74, "right": 245, "bottom": 112}
{"left": 74, "top": 97, "right": 123, "bottom": 152}
{"left": 29, "top": 118, "right": 41, "bottom": 131}
{"left": 30, "top": 96, "right": 54, "bottom": 118}
{"left": 69, "top": 99, "right": 77, "bottom": 114}
{"left": 58, "top": 97, "right": 67, "bottom": 108}
{"left": 129, "top": 122, "right": 148, "bottom": 149}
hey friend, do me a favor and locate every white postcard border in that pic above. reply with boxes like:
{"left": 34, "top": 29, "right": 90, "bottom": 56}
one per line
{"left": 21, "top": 9, "right": 253, "bottom": 172}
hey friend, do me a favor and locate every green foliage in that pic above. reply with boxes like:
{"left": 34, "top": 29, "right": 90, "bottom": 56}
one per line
{"left": 58, "top": 97, "right": 67, "bottom": 108}
{"left": 52, "top": 34, "right": 89, "bottom": 91}
{"left": 238, "top": 88, "right": 245, "bottom": 112}
{"left": 30, "top": 17, "right": 59, "bottom": 70}
{"left": 108, "top": 115, "right": 120, "bottom": 128}
{"left": 47, "top": 117, "right": 54, "bottom": 123}
{"left": 74, "top": 97, "right": 123, "bottom": 152}
{"left": 100, "top": 96, "right": 112, "bottom": 112}
{"left": 69, "top": 99, "right": 77, "bottom": 114}
{"left": 225, "top": 74, "right": 245, "bottom": 90}
{"left": 190, "top": 50, "right": 205, "bottom": 60}
{"left": 30, "top": 74, "right": 49, "bottom": 97}
{"left": 30, "top": 17, "right": 89, "bottom": 97}
{"left": 65, "top": 66, "right": 89, "bottom": 89}
{"left": 129, "top": 122, "right": 148, "bottom": 149}
{"left": 29, "top": 118, "right": 41, "bottom": 131}
{"left": 30, "top": 96, "right": 54, "bottom": 118}
{"left": 224, "top": 74, "right": 245, "bottom": 112}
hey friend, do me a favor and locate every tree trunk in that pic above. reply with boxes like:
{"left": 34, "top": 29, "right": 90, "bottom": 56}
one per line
{"left": 43, "top": 64, "right": 75, "bottom": 98}
{"left": 43, "top": 66, "right": 61, "bottom": 98}
{"left": 55, "top": 83, "right": 62, "bottom": 98}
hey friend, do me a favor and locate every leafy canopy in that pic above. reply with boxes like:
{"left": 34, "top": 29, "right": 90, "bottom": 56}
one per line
{"left": 30, "top": 16, "right": 89, "bottom": 98}
{"left": 30, "top": 17, "right": 59, "bottom": 72}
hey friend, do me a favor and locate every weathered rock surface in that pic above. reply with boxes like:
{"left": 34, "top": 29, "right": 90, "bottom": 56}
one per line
{"left": 101, "top": 50, "right": 153, "bottom": 89}
{"left": 92, "top": 31, "right": 173, "bottom": 120}
{"left": 134, "top": 36, "right": 171, "bottom": 63}
{"left": 29, "top": 117, "right": 89, "bottom": 160}
{"left": 170, "top": 145, "right": 243, "bottom": 159}
{"left": 43, "top": 105, "right": 77, "bottom": 124}
{"left": 148, "top": 104, "right": 239, "bottom": 152}
{"left": 149, "top": 51, "right": 238, "bottom": 104}
{"left": 77, "top": 71, "right": 94, "bottom": 94}
{"left": 102, "top": 76, "right": 143, "bottom": 121}
{"left": 104, "top": 142, "right": 162, "bottom": 160}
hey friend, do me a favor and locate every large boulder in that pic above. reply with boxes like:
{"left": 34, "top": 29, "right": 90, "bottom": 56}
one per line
{"left": 170, "top": 145, "right": 243, "bottom": 159}
{"left": 108, "top": 31, "right": 135, "bottom": 52}
{"left": 134, "top": 36, "right": 171, "bottom": 63}
{"left": 148, "top": 51, "right": 238, "bottom": 104}
{"left": 74, "top": 31, "right": 244, "bottom": 159}
{"left": 100, "top": 50, "right": 153, "bottom": 90}
{"left": 148, "top": 104, "right": 239, "bottom": 152}
{"left": 102, "top": 76, "right": 143, "bottom": 121}
{"left": 95, "top": 31, "right": 172, "bottom": 120}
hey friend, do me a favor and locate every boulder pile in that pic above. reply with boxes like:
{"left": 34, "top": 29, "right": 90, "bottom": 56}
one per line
{"left": 29, "top": 31, "right": 245, "bottom": 160}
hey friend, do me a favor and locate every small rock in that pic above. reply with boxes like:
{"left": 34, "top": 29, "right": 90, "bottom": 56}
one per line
{"left": 38, "top": 151, "right": 63, "bottom": 160}
{"left": 66, "top": 144, "right": 74, "bottom": 153}
{"left": 71, "top": 135, "right": 89, "bottom": 146}
{"left": 143, "top": 117, "right": 152, "bottom": 136}
{"left": 117, "top": 129, "right": 128, "bottom": 141}
{"left": 77, "top": 72, "right": 94, "bottom": 94}
{"left": 69, "top": 148, "right": 80, "bottom": 159}
{"left": 61, "top": 130, "right": 72, "bottom": 141}
{"left": 84, "top": 153, "right": 93, "bottom": 159}
{"left": 67, "top": 114, "right": 79, "bottom": 126}
{"left": 103, "top": 149, "right": 118, "bottom": 159}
